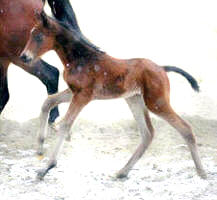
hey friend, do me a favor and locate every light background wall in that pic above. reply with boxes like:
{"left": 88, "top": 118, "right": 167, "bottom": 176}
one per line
{"left": 2, "top": 0, "right": 217, "bottom": 122}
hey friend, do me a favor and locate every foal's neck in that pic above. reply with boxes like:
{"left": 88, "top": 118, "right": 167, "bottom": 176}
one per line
{"left": 54, "top": 23, "right": 104, "bottom": 68}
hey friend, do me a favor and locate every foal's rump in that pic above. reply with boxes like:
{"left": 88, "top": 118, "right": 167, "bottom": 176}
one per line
{"left": 140, "top": 62, "right": 199, "bottom": 115}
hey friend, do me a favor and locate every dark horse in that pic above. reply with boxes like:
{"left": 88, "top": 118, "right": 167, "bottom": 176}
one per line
{"left": 20, "top": 12, "right": 206, "bottom": 180}
{"left": 0, "top": 0, "right": 80, "bottom": 123}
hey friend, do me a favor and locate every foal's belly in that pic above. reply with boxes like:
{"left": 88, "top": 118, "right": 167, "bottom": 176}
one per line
{"left": 93, "top": 80, "right": 141, "bottom": 100}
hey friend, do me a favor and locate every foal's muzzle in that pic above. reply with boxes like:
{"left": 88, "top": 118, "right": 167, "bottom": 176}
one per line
{"left": 20, "top": 54, "right": 33, "bottom": 64}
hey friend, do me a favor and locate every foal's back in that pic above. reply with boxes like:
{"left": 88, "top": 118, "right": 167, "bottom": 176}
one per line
{"left": 70, "top": 53, "right": 168, "bottom": 100}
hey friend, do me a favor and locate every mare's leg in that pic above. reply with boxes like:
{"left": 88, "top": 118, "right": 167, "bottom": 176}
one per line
{"left": 37, "top": 88, "right": 72, "bottom": 156}
{"left": 12, "top": 58, "right": 60, "bottom": 123}
{"left": 117, "top": 95, "right": 154, "bottom": 178}
{"left": 145, "top": 93, "right": 207, "bottom": 179}
{"left": 0, "top": 59, "right": 10, "bottom": 113}
{"left": 37, "top": 91, "right": 91, "bottom": 180}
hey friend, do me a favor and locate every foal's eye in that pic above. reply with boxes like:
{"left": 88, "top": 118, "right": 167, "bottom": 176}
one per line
{"left": 34, "top": 33, "right": 43, "bottom": 43}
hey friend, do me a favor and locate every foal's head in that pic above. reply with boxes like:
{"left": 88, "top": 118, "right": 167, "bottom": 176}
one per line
{"left": 20, "top": 12, "right": 61, "bottom": 64}
{"left": 20, "top": 11, "right": 103, "bottom": 65}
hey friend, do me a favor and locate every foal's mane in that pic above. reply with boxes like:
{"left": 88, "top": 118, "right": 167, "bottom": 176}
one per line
{"left": 39, "top": 12, "right": 103, "bottom": 65}
{"left": 60, "top": 22, "right": 103, "bottom": 54}
{"left": 47, "top": 0, "right": 103, "bottom": 55}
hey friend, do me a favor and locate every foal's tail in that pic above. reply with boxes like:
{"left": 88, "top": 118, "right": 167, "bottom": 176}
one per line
{"left": 163, "top": 66, "right": 200, "bottom": 92}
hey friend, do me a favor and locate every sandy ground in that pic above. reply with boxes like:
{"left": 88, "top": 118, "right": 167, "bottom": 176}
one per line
{"left": 0, "top": 1, "right": 217, "bottom": 200}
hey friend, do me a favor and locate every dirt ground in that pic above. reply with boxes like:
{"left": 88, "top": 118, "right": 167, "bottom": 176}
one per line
{"left": 0, "top": 1, "right": 217, "bottom": 200}
{"left": 0, "top": 87, "right": 216, "bottom": 200}
{"left": 0, "top": 63, "right": 217, "bottom": 200}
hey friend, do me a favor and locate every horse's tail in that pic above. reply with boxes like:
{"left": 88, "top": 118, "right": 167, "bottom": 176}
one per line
{"left": 163, "top": 66, "right": 200, "bottom": 92}
{"left": 47, "top": 0, "right": 81, "bottom": 33}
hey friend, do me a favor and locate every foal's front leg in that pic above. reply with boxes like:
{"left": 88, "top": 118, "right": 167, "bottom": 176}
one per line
{"left": 37, "top": 92, "right": 91, "bottom": 180}
{"left": 37, "top": 88, "right": 72, "bottom": 156}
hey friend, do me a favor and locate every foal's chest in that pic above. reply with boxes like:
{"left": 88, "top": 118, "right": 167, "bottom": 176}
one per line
{"left": 63, "top": 65, "right": 93, "bottom": 92}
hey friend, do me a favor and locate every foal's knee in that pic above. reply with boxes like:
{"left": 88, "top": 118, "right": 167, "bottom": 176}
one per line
{"left": 41, "top": 97, "right": 56, "bottom": 113}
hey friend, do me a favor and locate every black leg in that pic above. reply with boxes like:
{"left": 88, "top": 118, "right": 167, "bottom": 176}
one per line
{"left": 0, "top": 60, "right": 9, "bottom": 114}
{"left": 0, "top": 69, "right": 9, "bottom": 113}
{"left": 13, "top": 58, "right": 60, "bottom": 123}
{"left": 31, "top": 60, "right": 60, "bottom": 123}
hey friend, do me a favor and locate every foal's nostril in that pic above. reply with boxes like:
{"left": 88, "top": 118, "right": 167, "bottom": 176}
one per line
{"left": 20, "top": 54, "right": 32, "bottom": 63}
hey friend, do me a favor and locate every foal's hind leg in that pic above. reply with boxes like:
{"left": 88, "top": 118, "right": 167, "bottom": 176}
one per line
{"left": 146, "top": 97, "right": 206, "bottom": 178}
{"left": 12, "top": 58, "right": 60, "bottom": 123}
{"left": 37, "top": 88, "right": 72, "bottom": 156}
{"left": 0, "top": 59, "right": 9, "bottom": 113}
{"left": 116, "top": 95, "right": 154, "bottom": 178}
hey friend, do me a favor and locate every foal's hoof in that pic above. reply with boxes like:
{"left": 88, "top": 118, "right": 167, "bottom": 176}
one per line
{"left": 37, "top": 149, "right": 44, "bottom": 157}
{"left": 116, "top": 170, "right": 128, "bottom": 179}
{"left": 198, "top": 169, "right": 207, "bottom": 179}
{"left": 36, "top": 169, "right": 46, "bottom": 181}
{"left": 37, "top": 144, "right": 45, "bottom": 157}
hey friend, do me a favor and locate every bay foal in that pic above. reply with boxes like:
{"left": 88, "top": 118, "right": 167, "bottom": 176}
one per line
{"left": 20, "top": 12, "right": 206, "bottom": 180}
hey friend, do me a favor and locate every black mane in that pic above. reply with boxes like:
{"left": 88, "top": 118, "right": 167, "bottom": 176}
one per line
{"left": 47, "top": 0, "right": 103, "bottom": 54}
{"left": 39, "top": 15, "right": 101, "bottom": 67}
{"left": 48, "top": 0, "right": 80, "bottom": 32}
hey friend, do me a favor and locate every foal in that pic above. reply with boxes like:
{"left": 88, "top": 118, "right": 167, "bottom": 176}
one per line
{"left": 20, "top": 12, "right": 206, "bottom": 180}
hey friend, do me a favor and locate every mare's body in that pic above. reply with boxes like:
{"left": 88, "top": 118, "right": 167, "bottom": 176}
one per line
{"left": 20, "top": 12, "right": 206, "bottom": 180}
